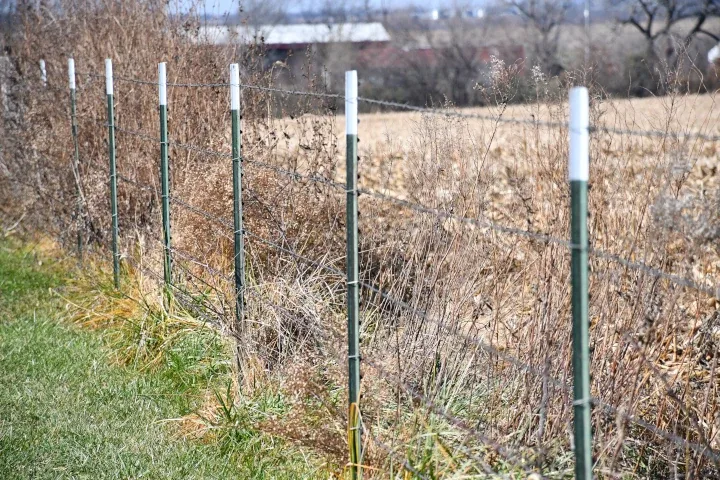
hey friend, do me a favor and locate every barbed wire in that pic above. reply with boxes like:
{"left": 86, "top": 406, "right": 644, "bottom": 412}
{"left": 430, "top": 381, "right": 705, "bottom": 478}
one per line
{"left": 79, "top": 71, "right": 230, "bottom": 88}
{"left": 593, "top": 398, "right": 720, "bottom": 463}
{"left": 356, "top": 96, "right": 720, "bottom": 141}
{"left": 89, "top": 182, "right": 720, "bottom": 467}
{"left": 361, "top": 356, "right": 538, "bottom": 475}
{"left": 86, "top": 231, "right": 720, "bottom": 472}
{"left": 106, "top": 123, "right": 235, "bottom": 160}
{"left": 20, "top": 72, "right": 720, "bottom": 142}
{"left": 116, "top": 173, "right": 155, "bottom": 192}
{"left": 169, "top": 82, "right": 229, "bottom": 88}
{"left": 622, "top": 331, "right": 720, "bottom": 468}
{"left": 165, "top": 258, "right": 236, "bottom": 324}
{"left": 163, "top": 242, "right": 234, "bottom": 283}
{"left": 168, "top": 194, "right": 346, "bottom": 284}
{"left": 84, "top": 203, "right": 229, "bottom": 318}
{"left": 589, "top": 248, "right": 720, "bottom": 298}
{"left": 357, "top": 187, "right": 720, "bottom": 298}
{"left": 363, "top": 430, "right": 432, "bottom": 480}
{"left": 244, "top": 229, "right": 346, "bottom": 278}
{"left": 90, "top": 236, "right": 228, "bottom": 329}
{"left": 357, "top": 281, "right": 720, "bottom": 466}
{"left": 69, "top": 70, "right": 559, "bottom": 129}
{"left": 364, "top": 284, "right": 720, "bottom": 464}
{"left": 128, "top": 254, "right": 231, "bottom": 326}
{"left": 357, "top": 95, "right": 567, "bottom": 128}
{"left": 245, "top": 158, "right": 346, "bottom": 192}
{"left": 101, "top": 74, "right": 720, "bottom": 142}
{"left": 589, "top": 125, "right": 720, "bottom": 142}
{"left": 171, "top": 209, "right": 720, "bottom": 466}
{"left": 101, "top": 121, "right": 346, "bottom": 191}
{"left": 82, "top": 72, "right": 559, "bottom": 128}
{"left": 100, "top": 178, "right": 720, "bottom": 390}
{"left": 113, "top": 176, "right": 236, "bottom": 243}
{"left": 113, "top": 75, "right": 158, "bottom": 86}
{"left": 80, "top": 71, "right": 331, "bottom": 92}
{"left": 170, "top": 196, "right": 234, "bottom": 232}
{"left": 78, "top": 72, "right": 155, "bottom": 87}
{"left": 358, "top": 187, "right": 576, "bottom": 248}
{"left": 48, "top": 67, "right": 720, "bottom": 473}
{"left": 104, "top": 124, "right": 160, "bottom": 144}
{"left": 172, "top": 140, "right": 233, "bottom": 159}
{"left": 238, "top": 82, "right": 341, "bottom": 100}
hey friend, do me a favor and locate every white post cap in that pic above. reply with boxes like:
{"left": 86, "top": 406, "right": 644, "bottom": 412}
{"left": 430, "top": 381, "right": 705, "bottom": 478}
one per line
{"left": 569, "top": 87, "right": 589, "bottom": 181}
{"left": 105, "top": 59, "right": 113, "bottom": 95}
{"left": 39, "top": 59, "right": 47, "bottom": 87}
{"left": 158, "top": 62, "right": 167, "bottom": 106}
{"left": 345, "top": 70, "right": 358, "bottom": 135}
{"left": 68, "top": 58, "right": 76, "bottom": 90}
{"left": 230, "top": 63, "right": 240, "bottom": 111}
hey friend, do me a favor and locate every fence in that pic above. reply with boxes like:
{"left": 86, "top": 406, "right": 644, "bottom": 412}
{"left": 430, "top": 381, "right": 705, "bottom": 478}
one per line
{"left": 9, "top": 56, "right": 720, "bottom": 479}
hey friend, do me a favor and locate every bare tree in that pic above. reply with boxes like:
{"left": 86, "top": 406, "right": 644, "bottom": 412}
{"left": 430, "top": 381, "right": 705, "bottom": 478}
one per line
{"left": 610, "top": 0, "right": 720, "bottom": 57}
{"left": 375, "top": 11, "right": 499, "bottom": 106}
{"left": 503, "top": 0, "right": 573, "bottom": 75}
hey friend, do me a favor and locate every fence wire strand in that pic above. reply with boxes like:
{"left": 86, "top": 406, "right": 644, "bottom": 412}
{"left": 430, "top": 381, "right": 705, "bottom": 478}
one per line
{"left": 357, "top": 187, "right": 720, "bottom": 298}
{"left": 84, "top": 172, "right": 720, "bottom": 471}
{"left": 99, "top": 153, "right": 720, "bottom": 466}
{"left": 23, "top": 72, "right": 720, "bottom": 142}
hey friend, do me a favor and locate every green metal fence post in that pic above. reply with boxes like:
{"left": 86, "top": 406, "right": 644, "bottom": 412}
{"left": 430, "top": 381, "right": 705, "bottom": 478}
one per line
{"left": 230, "top": 63, "right": 246, "bottom": 374}
{"left": 158, "top": 62, "right": 172, "bottom": 289}
{"left": 68, "top": 58, "right": 83, "bottom": 260}
{"left": 105, "top": 59, "right": 120, "bottom": 289}
{"left": 569, "top": 86, "right": 592, "bottom": 480}
{"left": 345, "top": 70, "right": 361, "bottom": 480}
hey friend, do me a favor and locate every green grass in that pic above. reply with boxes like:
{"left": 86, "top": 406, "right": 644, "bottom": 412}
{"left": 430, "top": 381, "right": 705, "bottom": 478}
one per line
{"left": 0, "top": 239, "right": 329, "bottom": 479}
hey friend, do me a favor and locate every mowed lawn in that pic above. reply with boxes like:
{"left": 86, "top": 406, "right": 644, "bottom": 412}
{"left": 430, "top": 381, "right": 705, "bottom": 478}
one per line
{"left": 0, "top": 242, "right": 251, "bottom": 479}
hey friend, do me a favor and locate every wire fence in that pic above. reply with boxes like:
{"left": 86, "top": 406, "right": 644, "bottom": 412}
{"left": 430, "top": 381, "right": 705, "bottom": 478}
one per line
{"left": 8, "top": 57, "right": 720, "bottom": 479}
{"left": 77, "top": 70, "right": 720, "bottom": 142}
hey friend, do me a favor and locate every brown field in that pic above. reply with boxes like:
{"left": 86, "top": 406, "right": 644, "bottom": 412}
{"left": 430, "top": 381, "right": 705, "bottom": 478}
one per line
{"left": 274, "top": 92, "right": 719, "bottom": 190}
{"left": 239, "top": 91, "right": 720, "bottom": 477}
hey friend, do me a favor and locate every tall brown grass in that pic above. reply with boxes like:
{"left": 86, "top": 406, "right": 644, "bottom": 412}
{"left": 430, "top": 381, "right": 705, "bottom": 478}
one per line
{"left": 2, "top": 1, "right": 720, "bottom": 478}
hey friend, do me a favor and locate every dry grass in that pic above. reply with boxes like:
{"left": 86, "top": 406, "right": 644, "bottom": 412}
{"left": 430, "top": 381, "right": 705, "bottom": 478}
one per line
{"left": 3, "top": 1, "right": 720, "bottom": 478}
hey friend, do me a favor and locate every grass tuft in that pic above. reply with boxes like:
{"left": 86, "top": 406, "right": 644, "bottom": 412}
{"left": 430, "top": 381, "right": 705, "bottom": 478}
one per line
{"left": 0, "top": 237, "right": 335, "bottom": 479}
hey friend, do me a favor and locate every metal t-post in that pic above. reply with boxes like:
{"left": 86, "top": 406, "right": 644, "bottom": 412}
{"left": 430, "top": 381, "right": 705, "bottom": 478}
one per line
{"left": 230, "top": 63, "right": 246, "bottom": 376}
{"left": 68, "top": 58, "right": 83, "bottom": 260}
{"left": 158, "top": 62, "right": 172, "bottom": 289}
{"left": 345, "top": 70, "right": 361, "bottom": 480}
{"left": 569, "top": 86, "right": 592, "bottom": 480}
{"left": 106, "top": 59, "right": 119, "bottom": 289}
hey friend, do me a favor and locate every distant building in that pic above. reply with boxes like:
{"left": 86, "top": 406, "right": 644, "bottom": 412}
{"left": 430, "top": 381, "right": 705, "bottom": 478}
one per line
{"left": 197, "top": 22, "right": 390, "bottom": 80}
{"left": 197, "top": 22, "right": 391, "bottom": 72}
{"left": 193, "top": 20, "right": 525, "bottom": 106}
{"left": 198, "top": 22, "right": 391, "bottom": 50}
